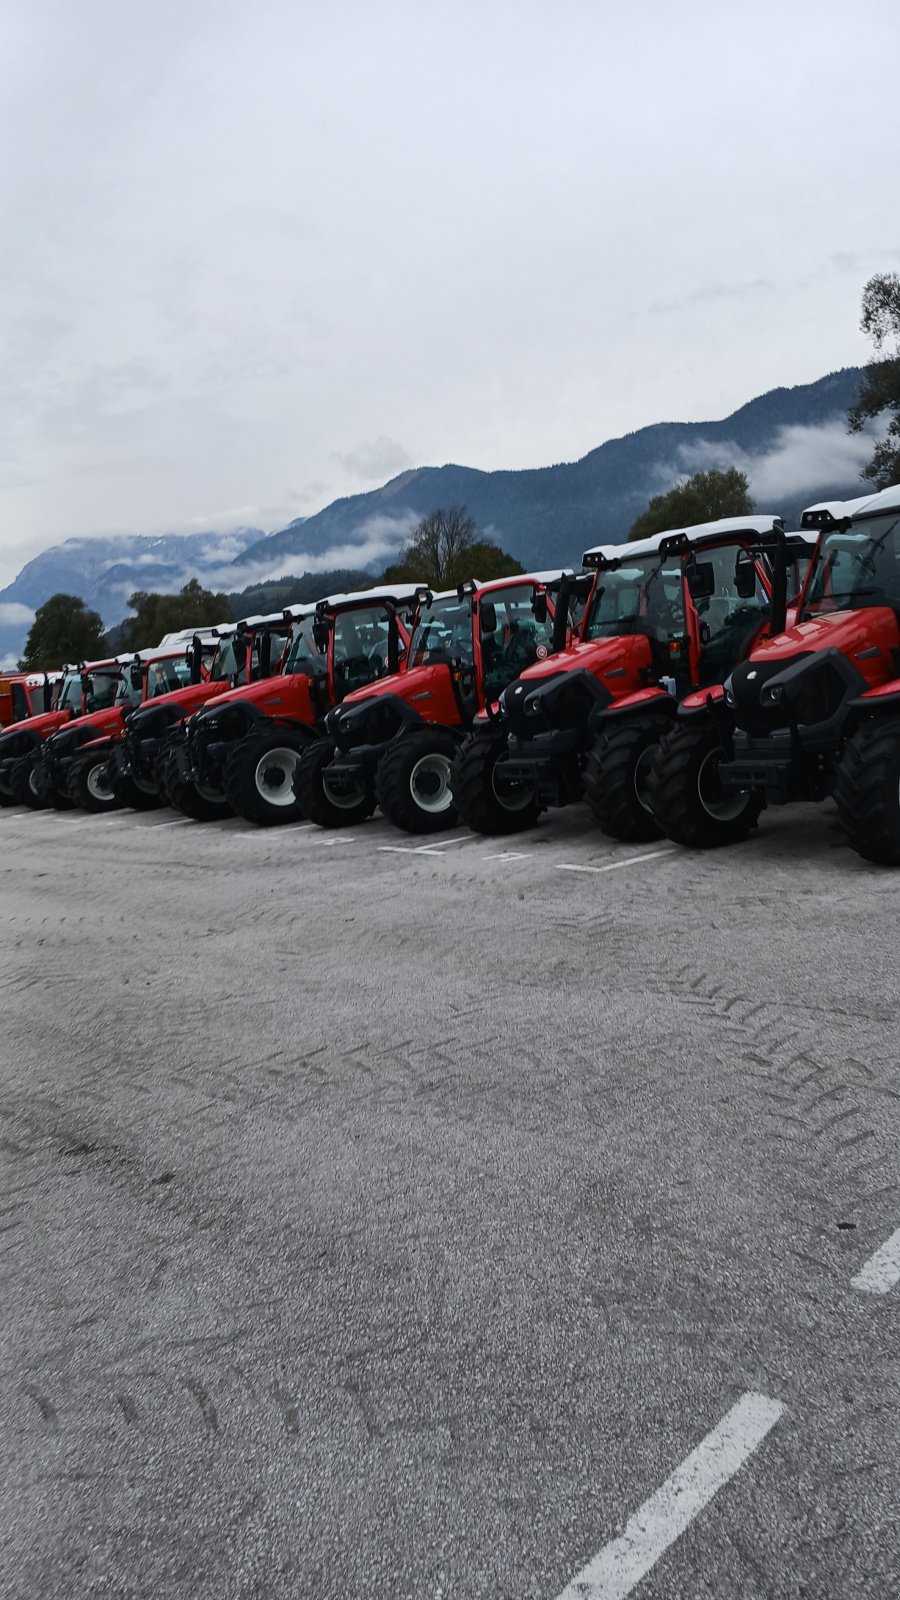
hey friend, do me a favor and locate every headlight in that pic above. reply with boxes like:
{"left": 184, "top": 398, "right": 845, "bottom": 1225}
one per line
{"left": 762, "top": 684, "right": 784, "bottom": 705}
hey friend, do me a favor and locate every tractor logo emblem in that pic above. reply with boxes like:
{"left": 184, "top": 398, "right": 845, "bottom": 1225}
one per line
{"left": 536, "top": 645, "right": 548, "bottom": 660}
{"left": 747, "top": 670, "right": 758, "bottom": 680}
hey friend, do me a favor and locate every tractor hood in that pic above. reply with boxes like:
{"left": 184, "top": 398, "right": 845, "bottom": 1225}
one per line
{"left": 341, "top": 663, "right": 435, "bottom": 707}
{"left": 746, "top": 607, "right": 900, "bottom": 674}
{"left": 133, "top": 678, "right": 230, "bottom": 720}
{"left": 51, "top": 706, "right": 126, "bottom": 746}
{"left": 0, "top": 708, "right": 69, "bottom": 744}
{"left": 518, "top": 634, "right": 656, "bottom": 692}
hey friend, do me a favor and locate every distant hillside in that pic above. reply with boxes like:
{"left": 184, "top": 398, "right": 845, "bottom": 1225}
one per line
{"left": 0, "top": 367, "right": 870, "bottom": 664}
{"left": 235, "top": 368, "right": 868, "bottom": 576}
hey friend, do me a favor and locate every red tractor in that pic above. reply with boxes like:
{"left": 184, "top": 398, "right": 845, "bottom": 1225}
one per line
{"left": 36, "top": 642, "right": 211, "bottom": 812}
{"left": 0, "top": 656, "right": 127, "bottom": 808}
{"left": 172, "top": 585, "right": 418, "bottom": 825}
{"left": 0, "top": 671, "right": 60, "bottom": 730}
{"left": 451, "top": 518, "right": 815, "bottom": 838}
{"left": 294, "top": 573, "right": 565, "bottom": 834}
{"left": 110, "top": 616, "right": 284, "bottom": 812}
{"left": 649, "top": 484, "right": 900, "bottom": 863}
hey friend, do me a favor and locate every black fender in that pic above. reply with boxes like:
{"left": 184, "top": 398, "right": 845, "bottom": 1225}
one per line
{"left": 327, "top": 692, "right": 425, "bottom": 751}
{"left": 501, "top": 668, "right": 611, "bottom": 738}
{"left": 601, "top": 690, "right": 678, "bottom": 723}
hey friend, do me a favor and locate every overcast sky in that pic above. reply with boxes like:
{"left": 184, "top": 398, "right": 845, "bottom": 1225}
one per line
{"left": 0, "top": 0, "right": 898, "bottom": 586}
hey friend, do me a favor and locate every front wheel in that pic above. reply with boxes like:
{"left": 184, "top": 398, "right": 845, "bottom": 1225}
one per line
{"left": 450, "top": 734, "right": 541, "bottom": 835}
{"left": 583, "top": 715, "right": 671, "bottom": 842}
{"left": 10, "top": 752, "right": 48, "bottom": 809}
{"left": 293, "top": 739, "right": 376, "bottom": 828}
{"left": 164, "top": 748, "right": 232, "bottom": 821}
{"left": 647, "top": 723, "right": 762, "bottom": 848}
{"left": 224, "top": 727, "right": 311, "bottom": 826}
{"left": 834, "top": 721, "right": 900, "bottom": 865}
{"left": 69, "top": 752, "right": 121, "bottom": 813}
{"left": 376, "top": 729, "right": 460, "bottom": 833}
{"left": 114, "top": 771, "right": 165, "bottom": 811}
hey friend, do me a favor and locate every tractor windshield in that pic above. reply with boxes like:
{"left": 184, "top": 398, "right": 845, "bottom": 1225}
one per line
{"left": 407, "top": 595, "right": 475, "bottom": 670}
{"left": 211, "top": 637, "right": 240, "bottom": 682}
{"left": 480, "top": 584, "right": 555, "bottom": 699}
{"left": 284, "top": 617, "right": 325, "bottom": 676}
{"left": 332, "top": 605, "right": 395, "bottom": 696}
{"left": 584, "top": 555, "right": 685, "bottom": 644}
{"left": 802, "top": 515, "right": 900, "bottom": 616}
{"left": 146, "top": 657, "right": 193, "bottom": 698}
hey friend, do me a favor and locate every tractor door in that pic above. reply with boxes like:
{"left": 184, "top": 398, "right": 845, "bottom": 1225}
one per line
{"left": 686, "top": 541, "right": 773, "bottom": 688}
{"left": 477, "top": 583, "right": 556, "bottom": 704}
{"left": 331, "top": 603, "right": 398, "bottom": 699}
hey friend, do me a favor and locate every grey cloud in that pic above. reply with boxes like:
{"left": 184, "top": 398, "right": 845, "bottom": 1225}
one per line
{"left": 334, "top": 438, "right": 414, "bottom": 482}
{"left": 0, "top": 602, "right": 35, "bottom": 626}
{"left": 665, "top": 419, "right": 874, "bottom": 502}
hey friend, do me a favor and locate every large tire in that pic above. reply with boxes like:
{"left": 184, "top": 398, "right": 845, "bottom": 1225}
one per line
{"left": 293, "top": 739, "right": 376, "bottom": 828}
{"left": 583, "top": 715, "right": 670, "bottom": 842}
{"left": 648, "top": 723, "right": 762, "bottom": 848}
{"left": 113, "top": 771, "right": 165, "bottom": 811}
{"left": 224, "top": 727, "right": 311, "bottom": 826}
{"left": 450, "top": 733, "right": 541, "bottom": 836}
{"left": 834, "top": 720, "right": 900, "bottom": 865}
{"left": 68, "top": 751, "right": 121, "bottom": 813}
{"left": 376, "top": 728, "right": 461, "bottom": 834}
{"left": 10, "top": 753, "right": 48, "bottom": 809}
{"left": 0, "top": 767, "right": 16, "bottom": 806}
{"left": 164, "top": 748, "right": 232, "bottom": 821}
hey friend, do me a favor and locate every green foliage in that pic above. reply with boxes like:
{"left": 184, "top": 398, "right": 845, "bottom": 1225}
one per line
{"left": 19, "top": 593, "right": 107, "bottom": 671}
{"left": 628, "top": 468, "right": 753, "bottom": 541}
{"left": 119, "top": 579, "right": 233, "bottom": 651}
{"left": 848, "top": 273, "right": 900, "bottom": 489}
{"left": 383, "top": 506, "right": 524, "bottom": 587}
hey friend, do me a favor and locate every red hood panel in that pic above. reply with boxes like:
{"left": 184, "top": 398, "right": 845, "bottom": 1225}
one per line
{"left": 750, "top": 607, "right": 900, "bottom": 668}
{"left": 342, "top": 664, "right": 445, "bottom": 706}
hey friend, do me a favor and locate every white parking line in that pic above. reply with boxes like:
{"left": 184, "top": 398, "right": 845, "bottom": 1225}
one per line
{"left": 313, "top": 835, "right": 355, "bottom": 845}
{"left": 147, "top": 817, "right": 196, "bottom": 828}
{"left": 483, "top": 851, "right": 531, "bottom": 862}
{"left": 554, "top": 1392, "right": 784, "bottom": 1600}
{"left": 377, "top": 836, "right": 467, "bottom": 856}
{"left": 557, "top": 849, "right": 675, "bottom": 875}
{"left": 851, "top": 1227, "right": 900, "bottom": 1295}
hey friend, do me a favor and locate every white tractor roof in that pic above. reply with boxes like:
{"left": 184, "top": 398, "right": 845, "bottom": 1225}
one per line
{"left": 583, "top": 514, "right": 783, "bottom": 567}
{"left": 236, "top": 610, "right": 292, "bottom": 630}
{"left": 327, "top": 582, "right": 423, "bottom": 610}
{"left": 803, "top": 484, "right": 900, "bottom": 523}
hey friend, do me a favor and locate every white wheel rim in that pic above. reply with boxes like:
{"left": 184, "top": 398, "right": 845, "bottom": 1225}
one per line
{"left": 321, "top": 766, "right": 368, "bottom": 811}
{"left": 409, "top": 752, "right": 454, "bottom": 814}
{"left": 254, "top": 747, "right": 301, "bottom": 807}
{"left": 491, "top": 760, "right": 534, "bottom": 813}
{"left": 86, "top": 763, "right": 113, "bottom": 802}
{"left": 633, "top": 744, "right": 657, "bottom": 815}
{"left": 195, "top": 780, "right": 225, "bottom": 804}
{"left": 133, "top": 773, "right": 157, "bottom": 795}
{"left": 697, "top": 748, "right": 750, "bottom": 822}
{"left": 29, "top": 768, "right": 41, "bottom": 797}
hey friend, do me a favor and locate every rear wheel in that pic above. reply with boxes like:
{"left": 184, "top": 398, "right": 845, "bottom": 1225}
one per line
{"left": 834, "top": 720, "right": 900, "bottom": 865}
{"left": 583, "top": 715, "right": 670, "bottom": 842}
{"left": 224, "top": 727, "right": 311, "bottom": 825}
{"left": 648, "top": 723, "right": 762, "bottom": 847}
{"left": 451, "top": 733, "right": 541, "bottom": 835}
{"left": 10, "top": 752, "right": 48, "bottom": 809}
{"left": 69, "top": 751, "right": 121, "bottom": 813}
{"left": 164, "top": 748, "right": 232, "bottom": 821}
{"left": 376, "top": 729, "right": 460, "bottom": 833}
{"left": 293, "top": 739, "right": 376, "bottom": 828}
{"left": 0, "top": 766, "right": 16, "bottom": 806}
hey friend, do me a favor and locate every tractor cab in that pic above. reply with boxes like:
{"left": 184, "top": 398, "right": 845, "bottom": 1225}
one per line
{"left": 0, "top": 654, "right": 127, "bottom": 807}
{"left": 0, "top": 671, "right": 59, "bottom": 728}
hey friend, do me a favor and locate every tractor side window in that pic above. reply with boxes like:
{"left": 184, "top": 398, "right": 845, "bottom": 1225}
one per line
{"left": 212, "top": 638, "right": 238, "bottom": 681}
{"left": 585, "top": 556, "right": 686, "bottom": 670}
{"left": 87, "top": 672, "right": 121, "bottom": 710}
{"left": 284, "top": 619, "right": 324, "bottom": 677}
{"left": 408, "top": 598, "right": 475, "bottom": 672}
{"left": 691, "top": 543, "right": 770, "bottom": 687}
{"left": 147, "top": 659, "right": 192, "bottom": 697}
{"left": 332, "top": 605, "right": 394, "bottom": 695}
{"left": 480, "top": 585, "right": 554, "bottom": 699}
{"left": 57, "top": 672, "right": 82, "bottom": 711}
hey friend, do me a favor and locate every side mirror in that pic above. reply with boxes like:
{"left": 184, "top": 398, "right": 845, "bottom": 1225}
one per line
{"left": 313, "top": 617, "right": 331, "bottom": 651}
{"left": 686, "top": 558, "right": 715, "bottom": 601}
{"left": 80, "top": 672, "right": 91, "bottom": 697}
{"left": 734, "top": 549, "right": 757, "bottom": 599}
{"left": 130, "top": 663, "right": 143, "bottom": 690}
{"left": 479, "top": 601, "right": 497, "bottom": 636}
{"left": 532, "top": 592, "right": 548, "bottom": 624}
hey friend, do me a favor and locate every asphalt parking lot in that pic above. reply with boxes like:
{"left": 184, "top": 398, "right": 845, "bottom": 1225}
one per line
{"left": 1, "top": 799, "right": 898, "bottom": 1599}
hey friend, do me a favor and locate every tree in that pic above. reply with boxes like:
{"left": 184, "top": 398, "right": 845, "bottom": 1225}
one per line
{"left": 118, "top": 579, "right": 233, "bottom": 651}
{"left": 848, "top": 272, "right": 900, "bottom": 489}
{"left": 383, "top": 506, "right": 524, "bottom": 587}
{"left": 628, "top": 467, "right": 753, "bottom": 541}
{"left": 19, "top": 593, "right": 107, "bottom": 670}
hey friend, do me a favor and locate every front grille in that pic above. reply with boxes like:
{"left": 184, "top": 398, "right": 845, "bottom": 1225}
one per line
{"left": 728, "top": 654, "right": 809, "bottom": 734}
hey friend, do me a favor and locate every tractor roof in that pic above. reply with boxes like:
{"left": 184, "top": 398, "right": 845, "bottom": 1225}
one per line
{"left": 583, "top": 515, "right": 784, "bottom": 568}
{"left": 131, "top": 645, "right": 196, "bottom": 664}
{"left": 156, "top": 623, "right": 234, "bottom": 648}
{"left": 801, "top": 484, "right": 900, "bottom": 527}
{"left": 324, "top": 582, "right": 423, "bottom": 612}
{"left": 235, "top": 609, "right": 292, "bottom": 630}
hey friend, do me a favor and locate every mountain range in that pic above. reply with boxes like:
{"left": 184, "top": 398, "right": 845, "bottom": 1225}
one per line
{"left": 0, "top": 366, "right": 870, "bottom": 664}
